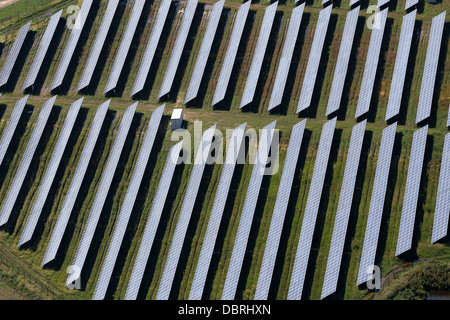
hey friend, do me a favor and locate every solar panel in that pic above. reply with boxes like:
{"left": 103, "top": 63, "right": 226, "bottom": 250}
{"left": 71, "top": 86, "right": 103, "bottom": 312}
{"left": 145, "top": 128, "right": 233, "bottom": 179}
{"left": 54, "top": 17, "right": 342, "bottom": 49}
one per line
{"left": 156, "top": 125, "right": 216, "bottom": 300}
{"left": 296, "top": 5, "right": 332, "bottom": 113}
{"left": 349, "top": 0, "right": 359, "bottom": 6}
{"left": 0, "top": 95, "right": 29, "bottom": 167}
{"left": 221, "top": 120, "right": 277, "bottom": 300}
{"left": 42, "top": 100, "right": 111, "bottom": 266}
{"left": 415, "top": 11, "right": 446, "bottom": 124}
{"left": 385, "top": 10, "right": 416, "bottom": 122}
{"left": 321, "top": 120, "right": 367, "bottom": 299}
{"left": 0, "top": 96, "right": 56, "bottom": 226}
{"left": 396, "top": 125, "right": 428, "bottom": 256}
{"left": 254, "top": 119, "right": 306, "bottom": 300}
{"left": 18, "top": 97, "right": 83, "bottom": 247}
{"left": 287, "top": 117, "right": 336, "bottom": 300}
{"left": 356, "top": 122, "right": 397, "bottom": 285}
{"left": 158, "top": 0, "right": 199, "bottom": 98}
{"left": 66, "top": 102, "right": 137, "bottom": 285}
{"left": 431, "top": 133, "right": 450, "bottom": 243}
{"left": 239, "top": 1, "right": 278, "bottom": 109}
{"left": 0, "top": 21, "right": 32, "bottom": 88}
{"left": 354, "top": 8, "right": 388, "bottom": 119}
{"left": 268, "top": 3, "right": 305, "bottom": 111}
{"left": 78, "top": 0, "right": 120, "bottom": 92}
{"left": 377, "top": 0, "right": 390, "bottom": 7}
{"left": 405, "top": 0, "right": 418, "bottom": 10}
{"left": 188, "top": 123, "right": 247, "bottom": 300}
{"left": 211, "top": 0, "right": 251, "bottom": 106}
{"left": 92, "top": 105, "right": 165, "bottom": 300}
{"left": 131, "top": 0, "right": 172, "bottom": 97}
{"left": 23, "top": 11, "right": 62, "bottom": 91}
{"left": 103, "top": 0, "right": 146, "bottom": 94}
{"left": 184, "top": 0, "right": 225, "bottom": 104}
{"left": 50, "top": 0, "right": 93, "bottom": 91}
{"left": 447, "top": 103, "right": 450, "bottom": 128}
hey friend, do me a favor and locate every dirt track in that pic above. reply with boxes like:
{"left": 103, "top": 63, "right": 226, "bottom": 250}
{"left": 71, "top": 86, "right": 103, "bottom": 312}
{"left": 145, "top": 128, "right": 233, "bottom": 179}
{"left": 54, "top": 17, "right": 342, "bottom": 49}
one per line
{"left": 0, "top": 0, "right": 20, "bottom": 10}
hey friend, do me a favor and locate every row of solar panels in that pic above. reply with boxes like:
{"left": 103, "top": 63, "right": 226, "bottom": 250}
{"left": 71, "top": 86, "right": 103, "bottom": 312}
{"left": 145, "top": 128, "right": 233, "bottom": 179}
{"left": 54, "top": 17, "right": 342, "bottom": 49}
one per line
{"left": 0, "top": 1, "right": 446, "bottom": 122}
{"left": 0, "top": 94, "right": 448, "bottom": 299}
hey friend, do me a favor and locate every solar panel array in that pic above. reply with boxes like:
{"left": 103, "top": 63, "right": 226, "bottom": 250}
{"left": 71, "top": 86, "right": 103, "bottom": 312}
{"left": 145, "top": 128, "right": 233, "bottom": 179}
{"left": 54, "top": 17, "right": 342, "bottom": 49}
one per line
{"left": 156, "top": 125, "right": 216, "bottom": 300}
{"left": 0, "top": 95, "right": 29, "bottom": 167}
{"left": 415, "top": 11, "right": 446, "bottom": 124}
{"left": 385, "top": 10, "right": 416, "bottom": 122}
{"left": 354, "top": 8, "right": 388, "bottom": 119}
{"left": 254, "top": 119, "right": 306, "bottom": 300}
{"left": 0, "top": 96, "right": 56, "bottom": 226}
{"left": 296, "top": 5, "right": 332, "bottom": 113}
{"left": 356, "top": 122, "right": 397, "bottom": 285}
{"left": 131, "top": 0, "right": 172, "bottom": 97}
{"left": 0, "top": 21, "right": 32, "bottom": 88}
{"left": 189, "top": 123, "right": 247, "bottom": 300}
{"left": 325, "top": 6, "right": 360, "bottom": 116}
{"left": 158, "top": 0, "right": 199, "bottom": 98}
{"left": 268, "top": 3, "right": 305, "bottom": 111}
{"left": 377, "top": 0, "right": 390, "bottom": 7}
{"left": 211, "top": 0, "right": 251, "bottom": 106}
{"left": 431, "top": 133, "right": 450, "bottom": 243}
{"left": 405, "top": 0, "right": 418, "bottom": 10}
{"left": 321, "top": 120, "right": 367, "bottom": 299}
{"left": 221, "top": 120, "right": 277, "bottom": 300}
{"left": 288, "top": 117, "right": 336, "bottom": 300}
{"left": 92, "top": 105, "right": 165, "bottom": 300}
{"left": 42, "top": 100, "right": 110, "bottom": 266}
{"left": 448, "top": 103, "right": 450, "bottom": 128}
{"left": 78, "top": 0, "right": 120, "bottom": 92}
{"left": 239, "top": 1, "right": 278, "bottom": 109}
{"left": 396, "top": 125, "right": 428, "bottom": 256}
{"left": 50, "top": 0, "right": 93, "bottom": 91}
{"left": 66, "top": 102, "right": 137, "bottom": 285}
{"left": 23, "top": 10, "right": 62, "bottom": 91}
{"left": 349, "top": 0, "right": 359, "bottom": 6}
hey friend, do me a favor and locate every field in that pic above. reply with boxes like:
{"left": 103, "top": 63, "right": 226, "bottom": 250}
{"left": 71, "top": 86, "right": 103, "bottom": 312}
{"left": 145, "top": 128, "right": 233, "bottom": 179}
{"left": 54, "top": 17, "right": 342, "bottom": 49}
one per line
{"left": 0, "top": 0, "right": 449, "bottom": 300}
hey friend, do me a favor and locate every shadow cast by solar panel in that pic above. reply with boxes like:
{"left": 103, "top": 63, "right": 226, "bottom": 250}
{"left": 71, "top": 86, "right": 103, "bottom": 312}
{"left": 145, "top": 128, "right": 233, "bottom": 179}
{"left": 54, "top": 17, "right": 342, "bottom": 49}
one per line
{"left": 406, "top": 4, "right": 418, "bottom": 14}
{"left": 0, "top": 103, "right": 6, "bottom": 125}
{"left": 387, "top": 0, "right": 398, "bottom": 11}
{"left": 0, "top": 106, "right": 61, "bottom": 235}
{"left": 0, "top": 43, "right": 4, "bottom": 60}
{"left": 297, "top": 0, "right": 314, "bottom": 7}
{"left": 19, "top": 107, "right": 89, "bottom": 252}
{"left": 302, "top": 128, "right": 342, "bottom": 300}
{"left": 416, "top": 0, "right": 425, "bottom": 14}
{"left": 103, "top": 115, "right": 170, "bottom": 300}
{"left": 42, "top": 109, "right": 116, "bottom": 271}
{"left": 268, "top": 129, "right": 312, "bottom": 299}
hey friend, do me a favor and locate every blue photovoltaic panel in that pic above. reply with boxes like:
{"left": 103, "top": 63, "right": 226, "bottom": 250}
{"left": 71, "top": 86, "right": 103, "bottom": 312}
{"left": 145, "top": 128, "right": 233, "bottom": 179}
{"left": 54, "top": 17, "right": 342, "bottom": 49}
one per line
{"left": 288, "top": 117, "right": 336, "bottom": 300}
{"left": 415, "top": 11, "right": 446, "bottom": 124}
{"left": 0, "top": 21, "right": 32, "bottom": 88}
{"left": 254, "top": 120, "right": 306, "bottom": 300}
{"left": 78, "top": 0, "right": 120, "bottom": 91}
{"left": 447, "top": 103, "right": 450, "bottom": 128}
{"left": 268, "top": 4, "right": 304, "bottom": 111}
{"left": 405, "top": 0, "right": 418, "bottom": 10}
{"left": 296, "top": 5, "right": 332, "bottom": 113}
{"left": 378, "top": 0, "right": 390, "bottom": 7}
{"left": 349, "top": 0, "right": 359, "bottom": 6}
{"left": 431, "top": 133, "right": 450, "bottom": 243}
{"left": 42, "top": 100, "right": 110, "bottom": 266}
{"left": 354, "top": 8, "right": 388, "bottom": 119}
{"left": 321, "top": 120, "right": 367, "bottom": 299}
{"left": 185, "top": 0, "right": 225, "bottom": 104}
{"left": 385, "top": 10, "right": 416, "bottom": 121}
{"left": 0, "top": 96, "right": 56, "bottom": 226}
{"left": 104, "top": 0, "right": 146, "bottom": 94}
{"left": 50, "top": 0, "right": 93, "bottom": 90}
{"left": 23, "top": 10, "right": 62, "bottom": 91}
{"left": 131, "top": 0, "right": 172, "bottom": 96}
{"left": 0, "top": 95, "right": 29, "bottom": 167}
{"left": 357, "top": 122, "right": 397, "bottom": 285}
{"left": 239, "top": 1, "right": 278, "bottom": 109}
{"left": 124, "top": 141, "right": 184, "bottom": 300}
{"left": 66, "top": 102, "right": 137, "bottom": 285}
{"left": 92, "top": 105, "right": 165, "bottom": 300}
{"left": 221, "top": 120, "right": 277, "bottom": 300}
{"left": 325, "top": 6, "right": 360, "bottom": 116}
{"left": 18, "top": 98, "right": 83, "bottom": 247}
{"left": 211, "top": 1, "right": 251, "bottom": 106}
{"left": 158, "top": 0, "right": 198, "bottom": 98}
{"left": 156, "top": 125, "right": 217, "bottom": 300}
{"left": 396, "top": 125, "right": 428, "bottom": 256}
{"left": 189, "top": 123, "right": 247, "bottom": 300}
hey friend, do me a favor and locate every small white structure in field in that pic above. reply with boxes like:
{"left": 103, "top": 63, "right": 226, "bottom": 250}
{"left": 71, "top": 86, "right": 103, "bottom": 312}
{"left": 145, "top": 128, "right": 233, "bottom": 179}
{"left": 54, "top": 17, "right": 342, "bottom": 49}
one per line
{"left": 171, "top": 108, "right": 183, "bottom": 130}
